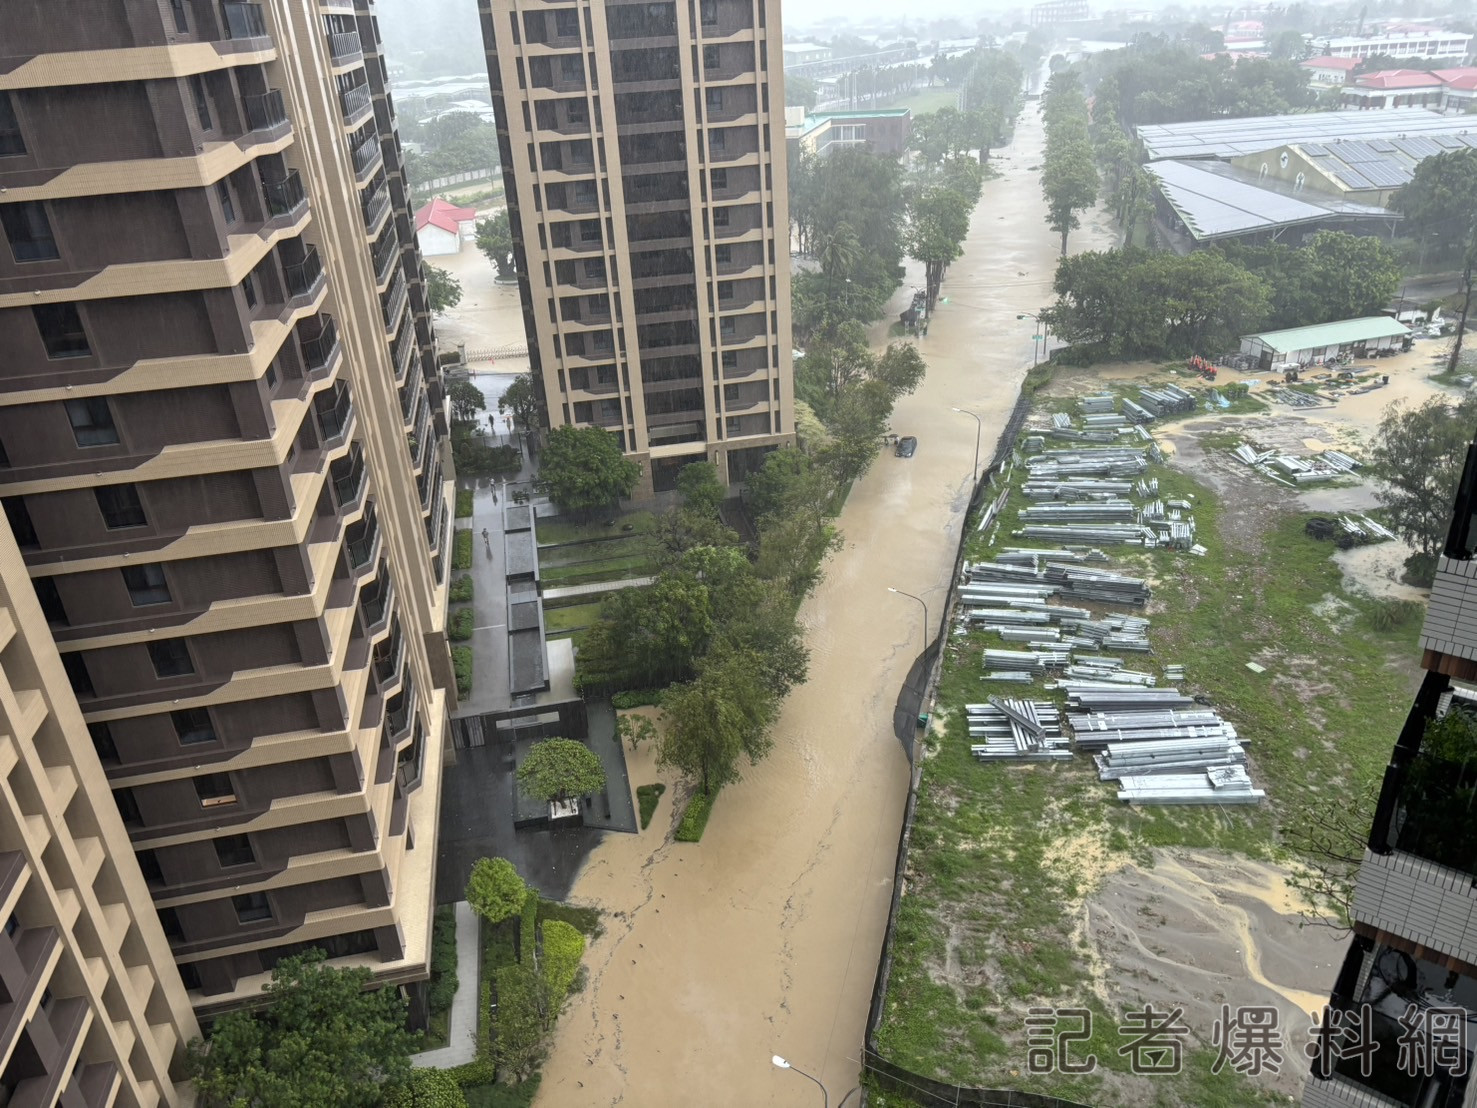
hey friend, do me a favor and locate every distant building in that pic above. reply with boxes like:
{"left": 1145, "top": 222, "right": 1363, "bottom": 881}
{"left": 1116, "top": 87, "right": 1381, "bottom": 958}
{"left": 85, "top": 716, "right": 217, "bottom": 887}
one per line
{"left": 789, "top": 108, "right": 913, "bottom": 158}
{"left": 1313, "top": 30, "right": 1472, "bottom": 60}
{"left": 1031, "top": 0, "right": 1091, "bottom": 26}
{"left": 1300, "top": 55, "right": 1360, "bottom": 86}
{"left": 782, "top": 42, "right": 832, "bottom": 68}
{"left": 1240, "top": 317, "right": 1409, "bottom": 368}
{"left": 415, "top": 199, "right": 479, "bottom": 257}
{"left": 1340, "top": 67, "right": 1477, "bottom": 111}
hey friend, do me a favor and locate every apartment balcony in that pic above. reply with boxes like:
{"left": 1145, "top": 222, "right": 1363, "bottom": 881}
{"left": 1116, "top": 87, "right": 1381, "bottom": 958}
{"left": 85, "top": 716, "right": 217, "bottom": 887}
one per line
{"left": 328, "top": 30, "right": 365, "bottom": 66}
{"left": 243, "top": 89, "right": 289, "bottom": 132}
{"left": 341, "top": 83, "right": 374, "bottom": 127}
{"left": 284, "top": 246, "right": 325, "bottom": 300}
{"left": 1419, "top": 444, "right": 1477, "bottom": 670}
{"left": 351, "top": 132, "right": 384, "bottom": 181}
{"left": 373, "top": 619, "right": 404, "bottom": 689}
{"left": 400, "top": 361, "right": 423, "bottom": 423}
{"left": 222, "top": 1, "right": 268, "bottom": 39}
{"left": 345, "top": 504, "right": 381, "bottom": 573}
{"left": 362, "top": 182, "right": 391, "bottom": 235}
{"left": 359, "top": 573, "right": 394, "bottom": 639}
{"left": 382, "top": 272, "right": 408, "bottom": 335}
{"left": 371, "top": 228, "right": 399, "bottom": 288}
{"left": 313, "top": 380, "right": 355, "bottom": 445}
{"left": 298, "top": 315, "right": 341, "bottom": 381}
{"left": 394, "top": 330, "right": 417, "bottom": 385}
{"left": 397, "top": 721, "right": 426, "bottom": 792}
{"left": 330, "top": 443, "right": 367, "bottom": 512}
{"left": 261, "top": 169, "right": 307, "bottom": 221}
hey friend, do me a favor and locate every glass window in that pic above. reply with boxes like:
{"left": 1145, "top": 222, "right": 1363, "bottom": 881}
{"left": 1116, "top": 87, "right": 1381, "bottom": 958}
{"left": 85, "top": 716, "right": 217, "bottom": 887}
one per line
{"left": 714, "top": 244, "right": 732, "bottom": 265}
{"left": 713, "top": 207, "right": 730, "bottom": 227}
{"left": 33, "top": 577, "right": 67, "bottom": 625}
{"left": 32, "top": 303, "right": 90, "bottom": 359}
{"left": 555, "top": 8, "right": 579, "bottom": 37}
{"left": 215, "top": 834, "right": 255, "bottom": 868}
{"left": 95, "top": 484, "right": 146, "bottom": 529}
{"left": 233, "top": 892, "right": 272, "bottom": 922}
{"left": 701, "top": 0, "right": 717, "bottom": 22}
{"left": 148, "top": 639, "right": 195, "bottom": 678}
{"left": 722, "top": 350, "right": 738, "bottom": 369}
{"left": 1, "top": 202, "right": 58, "bottom": 262}
{"left": 172, "top": 708, "right": 217, "bottom": 745}
{"left": 718, "top": 280, "right": 734, "bottom": 299}
{"left": 190, "top": 75, "right": 212, "bottom": 131}
{"left": 169, "top": 0, "right": 188, "bottom": 32}
{"left": 194, "top": 772, "right": 236, "bottom": 807}
{"left": 0, "top": 93, "right": 23, "bottom": 156}
{"left": 706, "top": 88, "right": 723, "bottom": 113}
{"left": 242, "top": 272, "right": 258, "bottom": 309}
{"left": 709, "top": 129, "right": 726, "bottom": 152}
{"left": 720, "top": 316, "right": 736, "bottom": 336}
{"left": 567, "top": 99, "right": 587, "bottom": 125}
{"left": 560, "top": 55, "right": 583, "bottom": 82}
{"left": 122, "top": 564, "right": 170, "bottom": 606}
{"left": 88, "top": 722, "right": 118, "bottom": 763}
{"left": 583, "top": 257, "right": 605, "bottom": 279}
{"left": 711, "top": 168, "right": 728, "bottom": 191}
{"left": 216, "top": 181, "right": 236, "bottom": 224}
{"left": 703, "top": 45, "right": 720, "bottom": 70}
{"left": 65, "top": 397, "right": 119, "bottom": 446}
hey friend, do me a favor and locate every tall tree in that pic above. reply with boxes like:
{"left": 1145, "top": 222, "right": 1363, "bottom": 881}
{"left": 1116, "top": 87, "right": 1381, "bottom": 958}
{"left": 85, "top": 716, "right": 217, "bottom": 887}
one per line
{"left": 533, "top": 426, "right": 640, "bottom": 517}
{"left": 1392, "top": 148, "right": 1477, "bottom": 373}
{"left": 1367, "top": 395, "right": 1477, "bottom": 584}
{"left": 1041, "top": 139, "right": 1098, "bottom": 256}
{"left": 475, "top": 210, "right": 515, "bottom": 278}
{"left": 657, "top": 648, "right": 776, "bottom": 796}
{"left": 185, "top": 951, "right": 418, "bottom": 1108}
{"left": 465, "top": 857, "right": 528, "bottom": 924}
{"left": 908, "top": 186, "right": 972, "bottom": 309}
{"left": 517, "top": 738, "right": 607, "bottom": 803}
{"left": 675, "top": 461, "right": 725, "bottom": 516}
{"left": 447, "top": 380, "right": 486, "bottom": 425}
{"left": 425, "top": 264, "right": 462, "bottom": 315}
{"left": 498, "top": 371, "right": 546, "bottom": 434}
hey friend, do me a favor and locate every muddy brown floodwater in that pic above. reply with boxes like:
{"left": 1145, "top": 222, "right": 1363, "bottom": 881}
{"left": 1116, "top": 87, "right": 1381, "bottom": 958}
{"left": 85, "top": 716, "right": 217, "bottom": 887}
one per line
{"left": 534, "top": 107, "right": 1117, "bottom": 1105}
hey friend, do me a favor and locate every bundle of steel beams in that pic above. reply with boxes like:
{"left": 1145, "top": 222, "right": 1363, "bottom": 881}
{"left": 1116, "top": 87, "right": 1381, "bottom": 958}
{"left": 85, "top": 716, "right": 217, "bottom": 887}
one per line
{"left": 1095, "top": 736, "right": 1247, "bottom": 779}
{"left": 1082, "top": 413, "right": 1128, "bottom": 429}
{"left": 1023, "top": 479, "right": 1137, "bottom": 500}
{"left": 1020, "top": 502, "right": 1140, "bottom": 524}
{"left": 1025, "top": 448, "right": 1148, "bottom": 479}
{"left": 1121, "top": 398, "right": 1155, "bottom": 423}
{"left": 967, "top": 698, "right": 1070, "bottom": 760}
{"left": 1116, "top": 766, "right": 1264, "bottom": 805}
{"left": 1080, "top": 395, "right": 1116, "bottom": 414}
{"left": 1137, "top": 385, "right": 1197, "bottom": 416}
{"left": 1019, "top": 523, "right": 1158, "bottom": 545}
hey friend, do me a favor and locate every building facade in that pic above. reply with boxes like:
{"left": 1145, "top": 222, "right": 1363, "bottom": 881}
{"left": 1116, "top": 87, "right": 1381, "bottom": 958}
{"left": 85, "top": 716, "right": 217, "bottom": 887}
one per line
{"left": 0, "top": 0, "right": 453, "bottom": 1017}
{"left": 1302, "top": 440, "right": 1477, "bottom": 1108}
{"left": 1314, "top": 30, "right": 1473, "bottom": 59}
{"left": 480, "top": 0, "right": 796, "bottom": 494}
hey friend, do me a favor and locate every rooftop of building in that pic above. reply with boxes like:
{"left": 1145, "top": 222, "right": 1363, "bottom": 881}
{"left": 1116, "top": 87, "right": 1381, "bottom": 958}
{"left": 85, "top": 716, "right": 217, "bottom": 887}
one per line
{"left": 1320, "top": 29, "right": 1473, "bottom": 45}
{"left": 1293, "top": 132, "right": 1477, "bottom": 191}
{"left": 1138, "top": 107, "right": 1473, "bottom": 160}
{"left": 1301, "top": 55, "right": 1361, "bottom": 70}
{"left": 1243, "top": 316, "right": 1410, "bottom": 352}
{"left": 414, "top": 198, "right": 478, "bottom": 234}
{"left": 1354, "top": 68, "right": 1453, "bottom": 89}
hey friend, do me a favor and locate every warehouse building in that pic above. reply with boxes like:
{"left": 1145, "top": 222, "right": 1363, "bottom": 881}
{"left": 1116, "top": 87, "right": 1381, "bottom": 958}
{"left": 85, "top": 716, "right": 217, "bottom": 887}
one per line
{"left": 1240, "top": 317, "right": 1410, "bottom": 369}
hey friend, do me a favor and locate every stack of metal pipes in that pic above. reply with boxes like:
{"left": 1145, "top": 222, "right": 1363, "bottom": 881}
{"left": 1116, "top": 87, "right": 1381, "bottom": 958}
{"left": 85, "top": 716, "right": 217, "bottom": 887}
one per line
{"left": 1137, "top": 384, "right": 1197, "bottom": 416}
{"left": 967, "top": 698, "right": 1070, "bottom": 761}
{"left": 1116, "top": 766, "right": 1264, "bottom": 805}
{"left": 1020, "top": 502, "right": 1140, "bottom": 525}
{"left": 1079, "top": 395, "right": 1116, "bottom": 415}
{"left": 1022, "top": 478, "right": 1136, "bottom": 501}
{"left": 1025, "top": 448, "right": 1149, "bottom": 479}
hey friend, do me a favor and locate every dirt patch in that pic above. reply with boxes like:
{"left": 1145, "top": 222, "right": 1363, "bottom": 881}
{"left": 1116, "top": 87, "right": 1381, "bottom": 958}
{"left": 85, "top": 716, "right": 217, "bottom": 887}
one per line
{"left": 1085, "top": 849, "right": 1346, "bottom": 1101}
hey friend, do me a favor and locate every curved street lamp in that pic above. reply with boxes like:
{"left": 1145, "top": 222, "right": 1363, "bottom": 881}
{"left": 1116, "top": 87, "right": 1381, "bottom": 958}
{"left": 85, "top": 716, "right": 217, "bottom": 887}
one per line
{"left": 1017, "top": 311, "right": 1046, "bottom": 366}
{"left": 952, "top": 406, "right": 982, "bottom": 484}
{"left": 771, "top": 1056, "right": 861, "bottom": 1108}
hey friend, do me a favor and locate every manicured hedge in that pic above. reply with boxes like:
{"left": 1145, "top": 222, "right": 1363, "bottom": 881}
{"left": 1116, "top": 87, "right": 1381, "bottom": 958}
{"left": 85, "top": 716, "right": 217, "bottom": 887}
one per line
{"left": 427, "top": 905, "right": 459, "bottom": 1015}
{"left": 449, "top": 608, "right": 474, "bottom": 642}
{"left": 611, "top": 688, "right": 663, "bottom": 709}
{"left": 452, "top": 646, "right": 473, "bottom": 697}
{"left": 541, "top": 920, "right": 584, "bottom": 1004}
{"left": 449, "top": 575, "right": 474, "bottom": 603}
{"left": 452, "top": 529, "right": 474, "bottom": 570}
{"left": 674, "top": 787, "right": 718, "bottom": 842}
{"left": 455, "top": 489, "right": 474, "bottom": 518}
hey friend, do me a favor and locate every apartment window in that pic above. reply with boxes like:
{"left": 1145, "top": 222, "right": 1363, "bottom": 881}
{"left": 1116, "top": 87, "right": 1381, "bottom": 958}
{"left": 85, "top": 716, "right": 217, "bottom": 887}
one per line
{"left": 65, "top": 397, "right": 119, "bottom": 447}
{"left": 711, "top": 168, "right": 728, "bottom": 192}
{"left": 560, "top": 55, "right": 583, "bottom": 82}
{"left": 172, "top": 708, "right": 217, "bottom": 745}
{"left": 157, "top": 907, "right": 184, "bottom": 941}
{"left": 579, "top": 220, "right": 601, "bottom": 243}
{"left": 727, "top": 416, "right": 741, "bottom": 435}
{"left": 722, "top": 350, "right": 738, "bottom": 369}
{"left": 714, "top": 244, "right": 731, "bottom": 265}
{"left": 148, "top": 639, "right": 195, "bottom": 678}
{"left": 233, "top": 892, "right": 272, "bottom": 923}
{"left": 701, "top": 0, "right": 718, "bottom": 23}
{"left": 713, "top": 207, "right": 730, "bottom": 227}
{"left": 706, "top": 88, "right": 724, "bottom": 114}
{"left": 593, "top": 331, "right": 613, "bottom": 352}
{"left": 567, "top": 99, "right": 587, "bottom": 125}
{"left": 34, "top": 577, "right": 67, "bottom": 626}
{"left": 62, "top": 653, "right": 94, "bottom": 698}
{"left": 1, "top": 202, "right": 58, "bottom": 262}
{"left": 88, "top": 722, "right": 118, "bottom": 763}
{"left": 720, "top": 317, "right": 736, "bottom": 337}
{"left": 583, "top": 258, "right": 605, "bottom": 280}
{"left": 179, "top": 962, "right": 201, "bottom": 990}
{"left": 0, "top": 93, "right": 23, "bottom": 156}
{"left": 718, "top": 280, "right": 734, "bottom": 300}
{"left": 168, "top": 0, "right": 189, "bottom": 31}
{"left": 33, "top": 303, "right": 91, "bottom": 359}
{"left": 137, "top": 849, "right": 164, "bottom": 884}
{"left": 242, "top": 272, "right": 258, "bottom": 309}
{"left": 190, "top": 75, "right": 212, "bottom": 131}
{"left": 216, "top": 181, "right": 236, "bottom": 225}
{"left": 703, "top": 45, "right": 720, "bottom": 69}
{"left": 194, "top": 772, "right": 236, "bottom": 808}
{"left": 123, "top": 564, "right": 171, "bottom": 606}
{"left": 4, "top": 498, "right": 36, "bottom": 548}
{"left": 215, "top": 834, "right": 255, "bottom": 868}
{"left": 555, "top": 8, "right": 579, "bottom": 37}
{"left": 95, "top": 484, "right": 146, "bottom": 529}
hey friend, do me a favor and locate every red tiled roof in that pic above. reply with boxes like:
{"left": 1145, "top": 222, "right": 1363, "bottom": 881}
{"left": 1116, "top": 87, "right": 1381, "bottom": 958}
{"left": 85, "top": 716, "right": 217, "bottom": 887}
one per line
{"left": 414, "top": 198, "right": 478, "bottom": 235}
{"left": 1356, "top": 69, "right": 1446, "bottom": 89}
{"left": 1302, "top": 55, "right": 1360, "bottom": 70}
{"left": 1434, "top": 67, "right": 1477, "bottom": 90}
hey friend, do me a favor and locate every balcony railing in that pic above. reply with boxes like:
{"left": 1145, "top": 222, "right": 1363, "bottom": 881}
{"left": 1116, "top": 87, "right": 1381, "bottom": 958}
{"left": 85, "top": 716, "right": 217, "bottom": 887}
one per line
{"left": 371, "top": 229, "right": 399, "bottom": 285}
{"left": 261, "top": 170, "right": 306, "bottom": 219}
{"left": 284, "top": 246, "right": 324, "bottom": 298}
{"left": 299, "top": 316, "right": 339, "bottom": 374}
{"left": 387, "top": 677, "right": 415, "bottom": 739}
{"left": 374, "top": 622, "right": 404, "bottom": 686}
{"left": 397, "top": 722, "right": 425, "bottom": 790}
{"left": 346, "top": 506, "right": 379, "bottom": 570}
{"left": 360, "top": 573, "right": 393, "bottom": 632}
{"left": 328, "top": 31, "right": 364, "bottom": 63}
{"left": 222, "top": 2, "right": 267, "bottom": 39}
{"left": 393, "top": 330, "right": 415, "bottom": 383}
{"left": 331, "top": 447, "right": 366, "bottom": 509}
{"left": 351, "top": 133, "right": 382, "bottom": 176}
{"left": 361, "top": 184, "right": 390, "bottom": 232}
{"left": 381, "top": 272, "right": 407, "bottom": 332}
{"left": 314, "top": 383, "right": 353, "bottom": 443}
{"left": 399, "top": 362, "right": 422, "bottom": 422}
{"left": 243, "top": 89, "right": 288, "bottom": 132}
{"left": 340, "top": 83, "right": 373, "bottom": 124}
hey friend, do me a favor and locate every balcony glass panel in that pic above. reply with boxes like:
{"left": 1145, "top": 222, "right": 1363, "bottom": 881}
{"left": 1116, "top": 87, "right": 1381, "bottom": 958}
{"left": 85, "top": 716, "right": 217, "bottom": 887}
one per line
{"left": 284, "top": 247, "right": 323, "bottom": 297}
{"left": 243, "top": 90, "right": 287, "bottom": 131}
{"left": 1390, "top": 707, "right": 1477, "bottom": 873}
{"left": 261, "top": 171, "right": 306, "bottom": 219}
{"left": 299, "top": 317, "right": 339, "bottom": 373}
{"left": 222, "top": 2, "right": 266, "bottom": 38}
{"left": 346, "top": 506, "right": 378, "bottom": 569}
{"left": 314, "top": 382, "right": 353, "bottom": 442}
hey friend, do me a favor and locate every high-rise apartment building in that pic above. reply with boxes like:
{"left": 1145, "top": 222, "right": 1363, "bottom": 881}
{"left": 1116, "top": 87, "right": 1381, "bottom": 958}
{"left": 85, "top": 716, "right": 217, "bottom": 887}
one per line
{"left": 0, "top": 522, "right": 197, "bottom": 1105}
{"left": 1303, "top": 438, "right": 1477, "bottom": 1108}
{"left": 0, "top": 0, "right": 454, "bottom": 1018}
{"left": 480, "top": 0, "right": 797, "bottom": 495}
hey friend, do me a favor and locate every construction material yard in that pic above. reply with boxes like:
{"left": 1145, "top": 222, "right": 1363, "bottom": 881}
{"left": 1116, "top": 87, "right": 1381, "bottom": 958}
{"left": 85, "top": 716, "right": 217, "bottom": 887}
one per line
{"left": 872, "top": 358, "right": 1442, "bottom": 1106}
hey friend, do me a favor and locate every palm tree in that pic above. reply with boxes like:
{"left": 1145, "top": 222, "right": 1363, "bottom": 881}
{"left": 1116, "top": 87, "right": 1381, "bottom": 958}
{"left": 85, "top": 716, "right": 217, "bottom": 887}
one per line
{"left": 815, "top": 221, "right": 861, "bottom": 279}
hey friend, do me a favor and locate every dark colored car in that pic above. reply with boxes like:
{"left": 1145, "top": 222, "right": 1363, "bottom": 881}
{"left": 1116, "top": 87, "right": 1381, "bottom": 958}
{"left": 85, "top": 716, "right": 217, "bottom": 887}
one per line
{"left": 895, "top": 436, "right": 917, "bottom": 458}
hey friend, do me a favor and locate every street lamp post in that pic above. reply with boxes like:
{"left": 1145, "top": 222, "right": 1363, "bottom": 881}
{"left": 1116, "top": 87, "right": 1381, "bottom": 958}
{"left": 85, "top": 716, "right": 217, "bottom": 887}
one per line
{"left": 951, "top": 406, "right": 982, "bottom": 484}
{"left": 888, "top": 587, "right": 930, "bottom": 654}
{"left": 772, "top": 1056, "right": 828, "bottom": 1108}
{"left": 1016, "top": 312, "right": 1044, "bottom": 366}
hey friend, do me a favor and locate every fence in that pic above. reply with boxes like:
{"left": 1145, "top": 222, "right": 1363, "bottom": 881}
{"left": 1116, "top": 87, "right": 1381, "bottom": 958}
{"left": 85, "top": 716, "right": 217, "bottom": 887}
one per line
{"left": 463, "top": 344, "right": 530, "bottom": 363}
{"left": 866, "top": 392, "right": 1090, "bottom": 1108}
{"left": 420, "top": 168, "right": 498, "bottom": 191}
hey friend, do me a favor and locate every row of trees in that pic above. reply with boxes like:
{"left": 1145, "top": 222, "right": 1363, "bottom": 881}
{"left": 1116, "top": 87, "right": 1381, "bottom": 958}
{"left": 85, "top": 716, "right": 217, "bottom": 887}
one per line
{"left": 909, "top": 50, "right": 1024, "bottom": 166}
{"left": 1040, "top": 72, "right": 1099, "bottom": 256}
{"left": 1040, "top": 231, "right": 1403, "bottom": 361}
{"left": 400, "top": 112, "right": 499, "bottom": 191}
{"left": 1390, "top": 147, "right": 1477, "bottom": 373}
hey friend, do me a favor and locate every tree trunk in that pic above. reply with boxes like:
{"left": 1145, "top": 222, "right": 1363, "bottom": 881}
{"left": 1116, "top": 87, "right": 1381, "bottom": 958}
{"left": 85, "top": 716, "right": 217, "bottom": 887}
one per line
{"left": 1449, "top": 264, "right": 1474, "bottom": 375}
{"left": 1060, "top": 228, "right": 1069, "bottom": 256}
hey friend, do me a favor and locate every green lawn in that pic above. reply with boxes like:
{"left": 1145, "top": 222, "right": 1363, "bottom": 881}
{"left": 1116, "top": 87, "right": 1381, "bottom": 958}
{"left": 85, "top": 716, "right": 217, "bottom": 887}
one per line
{"left": 536, "top": 511, "right": 656, "bottom": 545}
{"left": 875, "top": 414, "right": 1422, "bottom": 1105}
{"left": 537, "top": 535, "right": 652, "bottom": 567}
{"left": 869, "top": 86, "right": 960, "bottom": 114}
{"left": 543, "top": 602, "right": 602, "bottom": 635}
{"left": 539, "top": 553, "right": 658, "bottom": 586}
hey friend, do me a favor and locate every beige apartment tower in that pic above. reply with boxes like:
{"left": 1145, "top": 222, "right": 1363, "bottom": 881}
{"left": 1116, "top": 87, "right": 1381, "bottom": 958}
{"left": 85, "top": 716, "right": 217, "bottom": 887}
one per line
{"left": 0, "top": 0, "right": 454, "bottom": 1027}
{"left": 480, "top": 0, "right": 797, "bottom": 494}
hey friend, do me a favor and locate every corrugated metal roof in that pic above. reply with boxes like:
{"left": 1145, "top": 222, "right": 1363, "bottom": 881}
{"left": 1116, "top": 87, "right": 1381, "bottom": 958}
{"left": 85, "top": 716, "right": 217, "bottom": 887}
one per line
{"left": 1139, "top": 108, "right": 1475, "bottom": 160}
{"left": 1243, "top": 316, "right": 1410, "bottom": 353}
{"left": 1292, "top": 133, "right": 1477, "bottom": 192}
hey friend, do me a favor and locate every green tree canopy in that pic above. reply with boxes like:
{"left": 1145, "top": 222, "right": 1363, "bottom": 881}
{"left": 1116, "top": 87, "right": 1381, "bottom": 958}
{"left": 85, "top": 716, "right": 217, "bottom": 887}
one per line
{"left": 475, "top": 210, "right": 515, "bottom": 278}
{"left": 657, "top": 647, "right": 777, "bottom": 795}
{"left": 425, "top": 265, "right": 462, "bottom": 315}
{"left": 1392, "top": 148, "right": 1477, "bottom": 371}
{"left": 498, "top": 371, "right": 546, "bottom": 433}
{"left": 517, "top": 738, "right": 607, "bottom": 803}
{"left": 447, "top": 380, "right": 487, "bottom": 425}
{"left": 1367, "top": 395, "right": 1477, "bottom": 582}
{"left": 465, "top": 856, "right": 528, "bottom": 924}
{"left": 1220, "top": 232, "right": 1401, "bottom": 329}
{"left": 185, "top": 951, "right": 417, "bottom": 1108}
{"left": 676, "top": 461, "right": 725, "bottom": 516}
{"left": 576, "top": 572, "right": 715, "bottom": 689}
{"left": 534, "top": 426, "right": 641, "bottom": 516}
{"left": 908, "top": 185, "right": 972, "bottom": 309}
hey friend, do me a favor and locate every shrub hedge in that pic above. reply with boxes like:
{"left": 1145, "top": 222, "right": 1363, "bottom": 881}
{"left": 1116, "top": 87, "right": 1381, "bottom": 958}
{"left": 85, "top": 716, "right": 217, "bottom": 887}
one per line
{"left": 455, "top": 489, "right": 474, "bottom": 518}
{"left": 674, "top": 787, "right": 718, "bottom": 842}
{"left": 427, "top": 906, "right": 459, "bottom": 1016}
{"left": 541, "top": 920, "right": 584, "bottom": 1004}
{"left": 452, "top": 529, "right": 474, "bottom": 570}
{"left": 449, "top": 575, "right": 474, "bottom": 603}
{"left": 452, "top": 646, "right": 473, "bottom": 697}
{"left": 611, "top": 688, "right": 663, "bottom": 709}
{"left": 449, "top": 608, "right": 474, "bottom": 642}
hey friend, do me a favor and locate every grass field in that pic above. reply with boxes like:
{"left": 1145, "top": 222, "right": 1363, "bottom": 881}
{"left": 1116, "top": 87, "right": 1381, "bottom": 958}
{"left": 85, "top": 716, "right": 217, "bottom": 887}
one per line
{"left": 873, "top": 408, "right": 1422, "bottom": 1106}
{"left": 543, "top": 602, "right": 602, "bottom": 636}
{"left": 536, "top": 511, "right": 656, "bottom": 546}
{"left": 868, "top": 86, "right": 960, "bottom": 114}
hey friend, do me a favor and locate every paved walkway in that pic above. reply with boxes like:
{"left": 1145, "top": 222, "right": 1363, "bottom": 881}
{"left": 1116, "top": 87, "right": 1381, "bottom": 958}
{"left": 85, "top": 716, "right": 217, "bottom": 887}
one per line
{"left": 412, "top": 901, "right": 479, "bottom": 1069}
{"left": 541, "top": 576, "right": 655, "bottom": 601}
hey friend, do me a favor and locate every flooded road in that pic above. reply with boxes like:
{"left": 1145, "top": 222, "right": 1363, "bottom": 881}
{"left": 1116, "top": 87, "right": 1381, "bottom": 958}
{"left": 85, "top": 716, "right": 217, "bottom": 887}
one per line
{"left": 535, "top": 105, "right": 1117, "bottom": 1106}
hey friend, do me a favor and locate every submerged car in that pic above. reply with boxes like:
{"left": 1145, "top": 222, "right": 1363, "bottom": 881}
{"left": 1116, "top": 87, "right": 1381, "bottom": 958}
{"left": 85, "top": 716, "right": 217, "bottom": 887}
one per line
{"left": 895, "top": 436, "right": 917, "bottom": 458}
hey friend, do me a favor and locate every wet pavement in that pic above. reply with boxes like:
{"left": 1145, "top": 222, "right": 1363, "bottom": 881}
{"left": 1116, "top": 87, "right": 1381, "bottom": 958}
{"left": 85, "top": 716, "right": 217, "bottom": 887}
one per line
{"left": 532, "top": 104, "right": 1118, "bottom": 1105}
